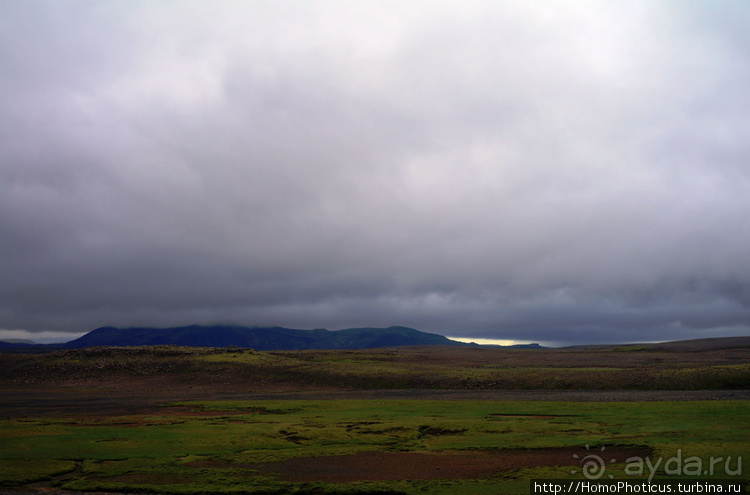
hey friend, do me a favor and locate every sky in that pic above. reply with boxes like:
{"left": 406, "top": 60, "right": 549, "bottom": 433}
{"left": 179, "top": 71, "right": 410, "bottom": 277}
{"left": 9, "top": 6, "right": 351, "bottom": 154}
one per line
{"left": 2, "top": 1, "right": 750, "bottom": 346}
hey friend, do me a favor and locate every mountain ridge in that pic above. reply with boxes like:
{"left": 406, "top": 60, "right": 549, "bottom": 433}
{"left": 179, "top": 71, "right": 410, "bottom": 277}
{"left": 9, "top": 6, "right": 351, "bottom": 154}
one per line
{"left": 62, "top": 325, "right": 488, "bottom": 350}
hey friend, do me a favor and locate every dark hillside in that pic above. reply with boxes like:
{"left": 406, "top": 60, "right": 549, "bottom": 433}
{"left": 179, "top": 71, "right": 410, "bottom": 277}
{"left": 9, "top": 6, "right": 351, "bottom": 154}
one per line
{"left": 64, "top": 325, "right": 464, "bottom": 350}
{"left": 567, "top": 336, "right": 750, "bottom": 352}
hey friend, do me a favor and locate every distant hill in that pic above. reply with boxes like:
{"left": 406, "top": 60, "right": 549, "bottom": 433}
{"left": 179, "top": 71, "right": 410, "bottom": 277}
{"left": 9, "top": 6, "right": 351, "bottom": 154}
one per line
{"left": 0, "top": 338, "right": 36, "bottom": 344}
{"left": 565, "top": 336, "right": 750, "bottom": 352}
{"left": 0, "top": 340, "right": 39, "bottom": 349}
{"left": 63, "top": 325, "right": 468, "bottom": 350}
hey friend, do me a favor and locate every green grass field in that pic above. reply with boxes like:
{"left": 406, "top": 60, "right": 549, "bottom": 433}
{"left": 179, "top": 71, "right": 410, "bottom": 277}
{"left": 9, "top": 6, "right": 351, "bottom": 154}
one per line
{"left": 1, "top": 399, "right": 747, "bottom": 494}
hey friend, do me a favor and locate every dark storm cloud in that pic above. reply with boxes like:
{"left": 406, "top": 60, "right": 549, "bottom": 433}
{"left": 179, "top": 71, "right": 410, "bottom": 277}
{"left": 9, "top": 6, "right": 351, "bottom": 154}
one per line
{"left": 2, "top": 0, "right": 750, "bottom": 345}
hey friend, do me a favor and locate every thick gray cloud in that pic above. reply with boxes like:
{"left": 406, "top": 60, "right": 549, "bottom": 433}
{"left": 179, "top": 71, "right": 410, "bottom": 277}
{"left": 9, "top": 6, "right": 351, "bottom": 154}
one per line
{"left": 2, "top": 0, "right": 750, "bottom": 345}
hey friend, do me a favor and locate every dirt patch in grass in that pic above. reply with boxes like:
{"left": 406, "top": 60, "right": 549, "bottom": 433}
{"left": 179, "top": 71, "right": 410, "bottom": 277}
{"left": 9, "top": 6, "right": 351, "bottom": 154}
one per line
{"left": 107, "top": 473, "right": 192, "bottom": 485}
{"left": 256, "top": 446, "right": 651, "bottom": 482}
{"left": 161, "top": 407, "right": 251, "bottom": 417}
{"left": 488, "top": 413, "right": 581, "bottom": 419}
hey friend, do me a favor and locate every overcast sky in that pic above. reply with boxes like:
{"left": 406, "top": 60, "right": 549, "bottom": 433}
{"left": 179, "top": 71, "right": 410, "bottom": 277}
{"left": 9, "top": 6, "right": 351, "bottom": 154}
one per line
{"left": 2, "top": 1, "right": 750, "bottom": 346}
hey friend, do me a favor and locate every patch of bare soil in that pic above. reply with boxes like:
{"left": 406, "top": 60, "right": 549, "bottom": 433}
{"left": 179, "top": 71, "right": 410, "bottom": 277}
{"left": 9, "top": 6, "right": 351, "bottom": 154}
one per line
{"left": 255, "top": 446, "right": 652, "bottom": 482}
{"left": 160, "top": 407, "right": 250, "bottom": 417}
{"left": 106, "top": 473, "right": 191, "bottom": 485}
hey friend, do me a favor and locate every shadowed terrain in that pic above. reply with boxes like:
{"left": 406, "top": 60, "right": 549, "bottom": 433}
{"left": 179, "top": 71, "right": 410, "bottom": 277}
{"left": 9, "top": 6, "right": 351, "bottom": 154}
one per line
{"left": 2, "top": 336, "right": 749, "bottom": 395}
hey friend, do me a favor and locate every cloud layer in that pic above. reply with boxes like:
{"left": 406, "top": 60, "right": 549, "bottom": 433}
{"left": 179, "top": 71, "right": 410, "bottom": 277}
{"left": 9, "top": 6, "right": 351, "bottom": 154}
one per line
{"left": 2, "top": 1, "right": 750, "bottom": 345}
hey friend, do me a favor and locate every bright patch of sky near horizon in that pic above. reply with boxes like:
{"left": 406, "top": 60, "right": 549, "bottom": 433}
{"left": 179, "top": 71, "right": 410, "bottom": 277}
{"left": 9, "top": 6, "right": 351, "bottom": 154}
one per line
{"left": 448, "top": 337, "right": 530, "bottom": 347}
{"left": 2, "top": 1, "right": 750, "bottom": 345}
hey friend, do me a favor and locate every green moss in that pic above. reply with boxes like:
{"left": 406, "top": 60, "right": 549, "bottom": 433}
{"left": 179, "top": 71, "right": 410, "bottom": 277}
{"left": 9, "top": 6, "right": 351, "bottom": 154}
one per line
{"left": 0, "top": 459, "right": 78, "bottom": 485}
{"left": 1, "top": 400, "right": 748, "bottom": 493}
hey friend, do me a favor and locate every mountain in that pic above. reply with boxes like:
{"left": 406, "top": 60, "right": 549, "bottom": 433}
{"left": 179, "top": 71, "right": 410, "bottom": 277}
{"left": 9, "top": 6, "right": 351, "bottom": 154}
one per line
{"left": 63, "top": 325, "right": 467, "bottom": 350}
{"left": 0, "top": 341, "right": 35, "bottom": 349}
{"left": 0, "top": 339, "right": 42, "bottom": 350}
